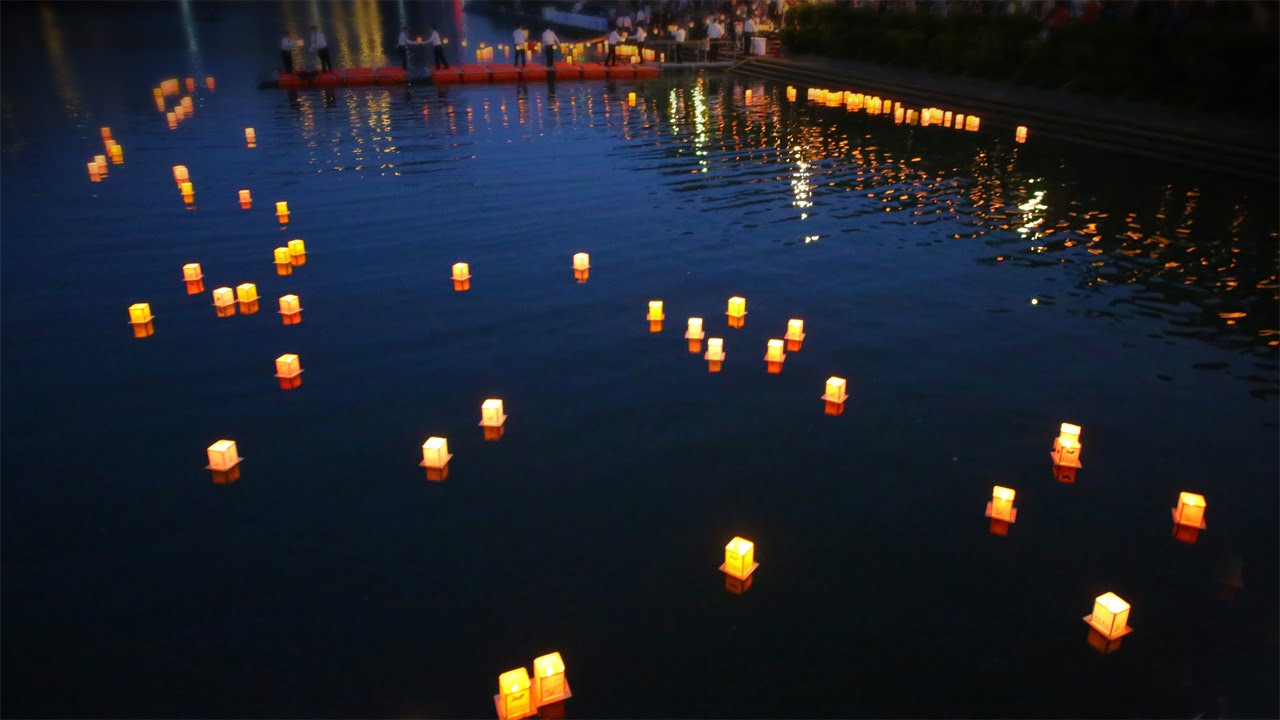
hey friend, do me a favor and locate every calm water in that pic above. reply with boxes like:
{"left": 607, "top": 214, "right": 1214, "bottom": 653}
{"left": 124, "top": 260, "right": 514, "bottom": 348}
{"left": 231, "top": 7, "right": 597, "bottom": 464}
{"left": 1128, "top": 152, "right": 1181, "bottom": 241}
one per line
{"left": 3, "top": 2, "right": 1277, "bottom": 718}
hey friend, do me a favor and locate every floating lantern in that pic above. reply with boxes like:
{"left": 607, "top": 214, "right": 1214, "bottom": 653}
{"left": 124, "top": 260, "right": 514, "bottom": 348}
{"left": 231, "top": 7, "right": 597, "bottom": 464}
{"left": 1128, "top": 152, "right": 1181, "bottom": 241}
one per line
{"left": 287, "top": 238, "right": 306, "bottom": 266}
{"left": 452, "top": 262, "right": 470, "bottom": 282}
{"left": 1084, "top": 592, "right": 1133, "bottom": 640}
{"left": 628, "top": 92, "right": 636, "bottom": 106}
{"left": 166, "top": 112, "right": 177, "bottom": 129}
{"left": 726, "top": 296, "right": 746, "bottom": 319}
{"left": 943, "top": 110, "right": 952, "bottom": 127}
{"left": 480, "top": 398, "right": 507, "bottom": 428}
{"left": 966, "top": 115, "right": 980, "bottom": 131}
{"left": 705, "top": 337, "right": 725, "bottom": 363}
{"left": 173, "top": 165, "right": 189, "bottom": 185}
{"left": 274, "top": 353, "right": 302, "bottom": 380}
{"left": 744, "top": 89, "right": 752, "bottom": 103}
{"left": 495, "top": 668, "right": 534, "bottom": 720}
{"left": 420, "top": 437, "right": 452, "bottom": 470}
{"left": 573, "top": 252, "right": 590, "bottom": 271}
{"left": 174, "top": 106, "right": 186, "bottom": 121}
{"left": 954, "top": 113, "right": 965, "bottom": 129}
{"left": 1016, "top": 126, "right": 1028, "bottom": 143}
{"left": 236, "top": 283, "right": 258, "bottom": 304}
{"left": 94, "top": 155, "right": 109, "bottom": 176}
{"left": 161, "top": 78, "right": 179, "bottom": 96}
{"left": 181, "top": 96, "right": 193, "bottom": 114}
{"left": 108, "top": 143, "right": 124, "bottom": 164}
{"left": 182, "top": 263, "right": 203, "bottom": 282}
{"left": 205, "top": 76, "right": 215, "bottom": 90}
{"left": 1172, "top": 492, "right": 1207, "bottom": 529}
{"left": 278, "top": 294, "right": 302, "bottom": 324}
{"left": 786, "top": 86, "right": 796, "bottom": 102}
{"left": 684, "top": 317, "right": 704, "bottom": 340}
{"left": 894, "top": 106, "right": 904, "bottom": 124}
{"left": 152, "top": 87, "right": 163, "bottom": 101}
{"left": 532, "top": 652, "right": 571, "bottom": 707}
{"left": 100, "top": 126, "right": 112, "bottom": 141}
{"left": 647, "top": 300, "right": 664, "bottom": 321}
{"left": 764, "top": 338, "right": 785, "bottom": 373}
{"left": 127, "top": 302, "right": 153, "bottom": 325}
{"left": 276, "top": 201, "right": 289, "bottom": 224}
{"left": 784, "top": 318, "right": 805, "bottom": 342}
{"left": 206, "top": 439, "right": 242, "bottom": 472}
{"left": 180, "top": 181, "right": 194, "bottom": 204}
{"left": 185, "top": 77, "right": 195, "bottom": 92}
{"left": 245, "top": 128, "right": 256, "bottom": 145}
{"left": 822, "top": 376, "right": 848, "bottom": 404}
{"left": 1050, "top": 422, "right": 1083, "bottom": 468}
{"left": 87, "top": 161, "right": 101, "bottom": 182}
{"left": 720, "top": 536, "right": 758, "bottom": 580}
{"left": 155, "top": 96, "right": 166, "bottom": 112}
{"left": 239, "top": 189, "right": 252, "bottom": 209}
{"left": 985, "top": 486, "right": 1017, "bottom": 523}
{"left": 907, "top": 109, "right": 918, "bottom": 125}
{"left": 212, "top": 287, "right": 235, "bottom": 316}
{"left": 273, "top": 247, "right": 292, "bottom": 275}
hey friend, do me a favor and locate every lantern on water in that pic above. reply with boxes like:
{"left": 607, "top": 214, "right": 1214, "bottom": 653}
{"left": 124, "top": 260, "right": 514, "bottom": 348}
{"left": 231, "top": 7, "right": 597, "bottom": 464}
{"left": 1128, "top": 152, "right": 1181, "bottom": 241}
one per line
{"left": 166, "top": 112, "right": 178, "bottom": 129}
{"left": 684, "top": 317, "right": 704, "bottom": 340}
{"left": 786, "top": 86, "right": 796, "bottom": 102}
{"left": 87, "top": 162, "right": 101, "bottom": 181}
{"left": 173, "top": 165, "right": 189, "bottom": 185}
{"left": 182, "top": 263, "right": 203, "bottom": 282}
{"left": 95, "top": 155, "right": 109, "bottom": 175}
{"left": 161, "top": 78, "right": 179, "bottom": 96}
{"left": 744, "top": 89, "right": 752, "bottom": 103}
{"left": 108, "top": 143, "right": 124, "bottom": 164}
{"left": 181, "top": 97, "right": 193, "bottom": 114}
{"left": 276, "top": 201, "right": 289, "bottom": 223}
{"left": 205, "top": 76, "right": 215, "bottom": 90}
{"left": 894, "top": 106, "right": 904, "bottom": 124}
{"left": 495, "top": 668, "right": 534, "bottom": 720}
{"left": 628, "top": 92, "right": 636, "bottom": 106}
{"left": 236, "top": 283, "right": 258, "bottom": 304}
{"left": 705, "top": 337, "right": 725, "bottom": 369}
{"left": 245, "top": 128, "right": 256, "bottom": 145}
{"left": 278, "top": 294, "right": 302, "bottom": 324}
{"left": 1084, "top": 592, "right": 1132, "bottom": 640}
{"left": 287, "top": 239, "right": 306, "bottom": 266}
{"left": 174, "top": 106, "right": 186, "bottom": 121}
{"left": 942, "top": 110, "right": 952, "bottom": 127}
{"left": 726, "top": 296, "right": 746, "bottom": 318}
{"left": 480, "top": 399, "right": 507, "bottom": 428}
{"left": 127, "top": 302, "right": 153, "bottom": 325}
{"left": 155, "top": 96, "right": 167, "bottom": 112}
{"left": 720, "top": 536, "right": 758, "bottom": 580}
{"left": 1172, "top": 492, "right": 1207, "bottom": 529}
{"left": 986, "top": 486, "right": 1017, "bottom": 523}
{"left": 180, "top": 181, "right": 194, "bottom": 204}
{"left": 452, "top": 262, "right": 470, "bottom": 282}
{"left": 532, "top": 652, "right": 571, "bottom": 707}
{"left": 907, "top": 109, "right": 918, "bottom": 125}
{"left": 100, "top": 127, "right": 112, "bottom": 140}
{"left": 420, "top": 437, "right": 452, "bottom": 469}
{"left": 212, "top": 287, "right": 235, "bottom": 309}
{"left": 966, "top": 115, "right": 980, "bottom": 131}
{"left": 185, "top": 77, "right": 195, "bottom": 92}
{"left": 1016, "top": 126, "right": 1028, "bottom": 143}
{"left": 822, "top": 376, "right": 848, "bottom": 404}
{"left": 764, "top": 338, "right": 785, "bottom": 364}
{"left": 274, "top": 353, "right": 302, "bottom": 379}
{"left": 573, "top": 252, "right": 590, "bottom": 271}
{"left": 153, "top": 87, "right": 163, "bottom": 101}
{"left": 206, "top": 439, "right": 242, "bottom": 471}
{"left": 647, "top": 300, "right": 664, "bottom": 321}
{"left": 1050, "top": 422, "right": 1082, "bottom": 468}
{"left": 239, "top": 189, "right": 252, "bottom": 209}
{"left": 785, "top": 318, "right": 805, "bottom": 342}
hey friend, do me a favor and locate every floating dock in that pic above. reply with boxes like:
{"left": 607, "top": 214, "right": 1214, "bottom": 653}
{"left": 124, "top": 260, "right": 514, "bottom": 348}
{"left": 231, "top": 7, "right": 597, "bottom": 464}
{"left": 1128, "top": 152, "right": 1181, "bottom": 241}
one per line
{"left": 265, "top": 62, "right": 664, "bottom": 89}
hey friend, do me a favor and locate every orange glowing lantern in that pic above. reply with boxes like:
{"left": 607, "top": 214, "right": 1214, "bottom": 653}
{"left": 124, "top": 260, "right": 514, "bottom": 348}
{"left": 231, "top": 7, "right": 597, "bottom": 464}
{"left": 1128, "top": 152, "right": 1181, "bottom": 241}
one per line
{"left": 185, "top": 77, "right": 195, "bottom": 92}
{"left": 1084, "top": 592, "right": 1133, "bottom": 640}
{"left": 278, "top": 294, "right": 302, "bottom": 324}
{"left": 180, "top": 181, "right": 194, "bottom": 204}
{"left": 764, "top": 338, "right": 785, "bottom": 370}
{"left": 894, "top": 106, "right": 904, "bottom": 124}
{"left": 274, "top": 353, "right": 302, "bottom": 379}
{"left": 705, "top": 337, "right": 725, "bottom": 362}
{"left": 452, "top": 262, "right": 470, "bottom": 282}
{"left": 236, "top": 283, "right": 258, "bottom": 304}
{"left": 480, "top": 398, "right": 507, "bottom": 428}
{"left": 212, "top": 287, "right": 235, "bottom": 310}
{"left": 239, "top": 189, "right": 252, "bottom": 209}
{"left": 166, "top": 112, "right": 177, "bottom": 129}
{"left": 985, "top": 485, "right": 1017, "bottom": 523}
{"left": 155, "top": 96, "right": 166, "bottom": 112}
{"left": 1172, "top": 492, "right": 1207, "bottom": 529}
{"left": 1050, "top": 422, "right": 1083, "bottom": 468}
{"left": 108, "top": 143, "right": 124, "bottom": 164}
{"left": 275, "top": 201, "right": 289, "bottom": 223}
{"left": 174, "top": 105, "right": 186, "bottom": 121}
{"left": 127, "top": 302, "right": 153, "bottom": 325}
{"left": 647, "top": 300, "right": 664, "bottom": 321}
{"left": 161, "top": 78, "right": 179, "bottom": 96}
{"left": 94, "top": 155, "right": 109, "bottom": 175}
{"left": 907, "top": 109, "right": 918, "bottom": 125}
{"left": 786, "top": 86, "right": 796, "bottom": 102}
{"left": 720, "top": 536, "right": 758, "bottom": 580}
{"left": 420, "top": 437, "right": 452, "bottom": 469}
{"left": 182, "top": 263, "right": 203, "bottom": 282}
{"left": 1016, "top": 126, "right": 1028, "bottom": 143}
{"left": 952, "top": 113, "right": 964, "bottom": 129}
{"left": 206, "top": 439, "right": 242, "bottom": 471}
{"left": 532, "top": 652, "right": 571, "bottom": 707}
{"left": 245, "top": 128, "right": 256, "bottom": 145}
{"left": 966, "top": 115, "right": 980, "bottom": 131}
{"left": 628, "top": 92, "right": 636, "bottom": 106}
{"left": 744, "top": 89, "right": 752, "bottom": 103}
{"left": 100, "top": 126, "right": 112, "bottom": 141}
{"left": 685, "top": 317, "right": 705, "bottom": 340}
{"left": 784, "top": 318, "right": 805, "bottom": 342}
{"left": 726, "top": 296, "right": 746, "bottom": 319}
{"left": 942, "top": 110, "right": 952, "bottom": 127}
{"left": 180, "top": 96, "right": 193, "bottom": 114}
{"left": 822, "top": 376, "right": 848, "bottom": 404}
{"left": 573, "top": 252, "right": 590, "bottom": 271}
{"left": 87, "top": 162, "right": 101, "bottom": 181}
{"left": 152, "top": 87, "right": 163, "bottom": 101}
{"left": 495, "top": 667, "right": 534, "bottom": 720}
{"left": 173, "top": 165, "right": 189, "bottom": 185}
{"left": 205, "top": 76, "right": 215, "bottom": 90}
{"left": 273, "top": 247, "right": 291, "bottom": 266}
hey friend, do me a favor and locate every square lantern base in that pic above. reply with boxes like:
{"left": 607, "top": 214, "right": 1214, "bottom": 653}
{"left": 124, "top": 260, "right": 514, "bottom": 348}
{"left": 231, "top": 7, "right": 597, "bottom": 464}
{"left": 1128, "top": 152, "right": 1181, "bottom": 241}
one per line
{"left": 274, "top": 369, "right": 304, "bottom": 380}
{"left": 1170, "top": 509, "right": 1207, "bottom": 530}
{"left": 785, "top": 338, "right": 804, "bottom": 352}
{"left": 719, "top": 561, "right": 759, "bottom": 581}
{"left": 419, "top": 454, "right": 453, "bottom": 470}
{"left": 128, "top": 316, "right": 156, "bottom": 326}
{"left": 820, "top": 392, "right": 849, "bottom": 404}
{"left": 492, "top": 696, "right": 537, "bottom": 720}
{"left": 1082, "top": 616, "right": 1133, "bottom": 640}
{"left": 1049, "top": 452, "right": 1082, "bottom": 469}
{"left": 984, "top": 503, "right": 1018, "bottom": 524}
{"left": 684, "top": 331, "right": 705, "bottom": 341}
{"left": 205, "top": 457, "right": 244, "bottom": 472}
{"left": 533, "top": 678, "right": 573, "bottom": 708}
{"left": 765, "top": 360, "right": 784, "bottom": 375}
{"left": 478, "top": 415, "right": 508, "bottom": 428}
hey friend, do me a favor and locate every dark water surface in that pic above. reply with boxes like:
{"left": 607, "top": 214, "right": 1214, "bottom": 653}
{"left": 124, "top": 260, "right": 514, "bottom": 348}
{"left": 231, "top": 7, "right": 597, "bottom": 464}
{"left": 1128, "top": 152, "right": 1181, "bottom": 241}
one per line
{"left": 3, "top": 2, "right": 1277, "bottom": 718}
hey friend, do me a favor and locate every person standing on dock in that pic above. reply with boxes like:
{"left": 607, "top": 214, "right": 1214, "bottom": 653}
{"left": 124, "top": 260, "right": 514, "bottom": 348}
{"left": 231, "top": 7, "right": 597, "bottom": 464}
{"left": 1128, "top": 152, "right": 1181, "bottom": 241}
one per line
{"left": 605, "top": 28, "right": 620, "bottom": 66}
{"left": 742, "top": 15, "right": 756, "bottom": 55}
{"left": 280, "top": 30, "right": 295, "bottom": 73}
{"left": 706, "top": 17, "right": 723, "bottom": 61}
{"left": 311, "top": 25, "right": 332, "bottom": 73}
{"left": 428, "top": 24, "right": 450, "bottom": 70}
{"left": 672, "top": 24, "right": 686, "bottom": 63}
{"left": 513, "top": 25, "right": 527, "bottom": 67}
{"left": 541, "top": 26, "right": 560, "bottom": 68}
{"left": 633, "top": 24, "right": 647, "bottom": 63}
{"left": 397, "top": 26, "right": 420, "bottom": 72}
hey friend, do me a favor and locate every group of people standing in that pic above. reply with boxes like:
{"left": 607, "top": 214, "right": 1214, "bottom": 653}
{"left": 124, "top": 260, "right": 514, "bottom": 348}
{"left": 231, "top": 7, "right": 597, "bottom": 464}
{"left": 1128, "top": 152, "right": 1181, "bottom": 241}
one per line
{"left": 279, "top": 26, "right": 331, "bottom": 73}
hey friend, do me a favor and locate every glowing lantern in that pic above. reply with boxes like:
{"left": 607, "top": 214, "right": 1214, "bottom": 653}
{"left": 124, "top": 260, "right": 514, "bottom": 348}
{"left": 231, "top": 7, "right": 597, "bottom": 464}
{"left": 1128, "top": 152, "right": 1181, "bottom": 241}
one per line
{"left": 573, "top": 252, "right": 590, "bottom": 271}
{"left": 745, "top": 89, "right": 752, "bottom": 102}
{"left": 822, "top": 376, "right": 848, "bottom": 404}
{"left": 1016, "top": 126, "right": 1028, "bottom": 143}
{"left": 173, "top": 165, "right": 189, "bottom": 185}
{"left": 152, "top": 87, "right": 163, "bottom": 101}
{"left": 161, "top": 78, "right": 179, "bottom": 95}
{"left": 495, "top": 668, "right": 534, "bottom": 720}
{"left": 100, "top": 127, "right": 112, "bottom": 140}
{"left": 94, "top": 155, "right": 108, "bottom": 175}
{"left": 236, "top": 283, "right": 258, "bottom": 304}
{"left": 720, "top": 536, "right": 758, "bottom": 580}
{"left": 953, "top": 113, "right": 964, "bottom": 130}
{"left": 278, "top": 294, "right": 302, "bottom": 324}
{"left": 942, "top": 111, "right": 952, "bottom": 127}
{"left": 1172, "top": 492, "right": 1207, "bottom": 529}
{"left": 532, "top": 652, "right": 571, "bottom": 707}
{"left": 245, "top": 128, "right": 256, "bottom": 145}
{"left": 212, "top": 287, "right": 235, "bottom": 308}
{"left": 852, "top": 93, "right": 864, "bottom": 110}
{"left": 985, "top": 486, "right": 1017, "bottom": 523}
{"left": 182, "top": 263, "right": 203, "bottom": 282}
{"left": 726, "top": 296, "right": 746, "bottom": 318}
{"left": 87, "top": 162, "right": 101, "bottom": 182}
{"left": 966, "top": 115, "right": 980, "bottom": 131}
{"left": 894, "top": 106, "right": 904, "bottom": 124}
{"left": 785, "top": 318, "right": 805, "bottom": 342}
{"left": 647, "top": 300, "right": 664, "bottom": 321}
{"left": 180, "top": 181, "right": 194, "bottom": 204}
{"left": 907, "top": 109, "right": 918, "bottom": 125}
{"left": 1050, "top": 422, "right": 1083, "bottom": 468}
{"left": 1084, "top": 592, "right": 1133, "bottom": 640}
{"left": 276, "top": 201, "right": 289, "bottom": 223}
{"left": 166, "top": 112, "right": 177, "bottom": 129}
{"left": 108, "top": 143, "right": 124, "bottom": 164}
{"left": 786, "top": 86, "right": 796, "bottom": 102}
{"left": 155, "top": 96, "right": 166, "bottom": 112}
{"left": 685, "top": 317, "right": 704, "bottom": 340}
{"left": 480, "top": 399, "right": 507, "bottom": 428}
{"left": 174, "top": 105, "right": 186, "bottom": 121}
{"left": 181, "top": 96, "right": 193, "bottom": 114}
{"left": 206, "top": 439, "right": 242, "bottom": 471}
{"left": 185, "top": 77, "right": 195, "bottom": 92}
{"left": 452, "top": 262, "right": 471, "bottom": 282}
{"left": 274, "top": 353, "right": 302, "bottom": 379}
{"left": 205, "top": 76, "right": 215, "bottom": 90}
{"left": 628, "top": 92, "right": 636, "bottom": 106}
{"left": 764, "top": 338, "right": 785, "bottom": 364}
{"left": 420, "top": 437, "right": 452, "bottom": 469}
{"left": 127, "top": 302, "right": 153, "bottom": 324}
{"left": 705, "top": 337, "right": 724, "bottom": 362}
{"left": 239, "top": 189, "right": 252, "bottom": 209}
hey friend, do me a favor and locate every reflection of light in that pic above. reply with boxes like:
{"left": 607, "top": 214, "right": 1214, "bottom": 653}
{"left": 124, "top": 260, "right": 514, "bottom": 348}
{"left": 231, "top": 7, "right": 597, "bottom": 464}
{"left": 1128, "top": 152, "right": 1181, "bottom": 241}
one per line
{"left": 179, "top": 0, "right": 201, "bottom": 61}
{"left": 692, "top": 80, "right": 708, "bottom": 172}
{"left": 790, "top": 145, "right": 813, "bottom": 219}
{"left": 1030, "top": 298, "right": 1039, "bottom": 305}
{"left": 39, "top": 7, "right": 83, "bottom": 119}
{"left": 1018, "top": 189, "right": 1047, "bottom": 237}
{"left": 803, "top": 235, "right": 819, "bottom": 244}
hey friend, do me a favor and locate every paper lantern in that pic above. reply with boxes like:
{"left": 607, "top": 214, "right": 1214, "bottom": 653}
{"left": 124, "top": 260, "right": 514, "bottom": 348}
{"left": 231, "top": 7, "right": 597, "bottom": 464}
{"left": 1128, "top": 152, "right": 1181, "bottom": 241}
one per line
{"left": 155, "top": 96, "right": 166, "bottom": 112}
{"left": 705, "top": 337, "right": 725, "bottom": 362}
{"left": 744, "top": 89, "right": 752, "bottom": 102}
{"left": 236, "top": 283, "right": 258, "bottom": 304}
{"left": 495, "top": 668, "right": 534, "bottom": 720}
{"left": 181, "top": 96, "right": 193, "bottom": 113}
{"left": 212, "top": 287, "right": 235, "bottom": 307}
{"left": 173, "top": 165, "right": 189, "bottom": 185}
{"left": 822, "top": 376, "right": 848, "bottom": 404}
{"left": 278, "top": 294, "right": 302, "bottom": 323}
{"left": 100, "top": 126, "right": 112, "bottom": 140}
{"left": 108, "top": 144, "right": 124, "bottom": 163}
{"left": 1016, "top": 126, "right": 1028, "bottom": 143}
{"left": 452, "top": 262, "right": 471, "bottom": 281}
{"left": 647, "top": 300, "right": 664, "bottom": 321}
{"left": 166, "top": 112, "right": 177, "bottom": 129}
{"left": 720, "top": 536, "right": 758, "bottom": 580}
{"left": 275, "top": 201, "right": 288, "bottom": 216}
{"left": 87, "top": 162, "right": 101, "bottom": 181}
{"left": 1050, "top": 422, "right": 1083, "bottom": 468}
{"left": 532, "top": 652, "right": 571, "bottom": 707}
{"left": 174, "top": 106, "right": 186, "bottom": 121}
{"left": 726, "top": 296, "right": 746, "bottom": 318}
{"left": 966, "top": 115, "right": 980, "bottom": 131}
{"left": 152, "top": 87, "right": 163, "bottom": 101}
{"left": 1084, "top": 592, "right": 1132, "bottom": 640}
{"left": 573, "top": 252, "right": 590, "bottom": 271}
{"left": 894, "top": 106, "right": 904, "bottom": 124}
{"left": 942, "top": 110, "right": 952, "bottom": 127}
{"left": 786, "top": 86, "right": 796, "bottom": 102}
{"left": 763, "top": 339, "right": 784, "bottom": 363}
{"left": 245, "top": 128, "right": 256, "bottom": 145}
{"left": 985, "top": 486, "right": 1017, "bottom": 523}
{"left": 480, "top": 398, "right": 507, "bottom": 428}
{"left": 1172, "top": 492, "right": 1207, "bottom": 529}
{"left": 274, "top": 353, "right": 302, "bottom": 379}
{"left": 205, "top": 76, "right": 215, "bottom": 90}
{"left": 180, "top": 181, "right": 194, "bottom": 203}
{"left": 628, "top": 92, "right": 636, "bottom": 106}
{"left": 273, "top": 248, "right": 291, "bottom": 269}
{"left": 785, "top": 318, "right": 805, "bottom": 342}
{"left": 239, "top": 189, "right": 252, "bottom": 208}
{"left": 161, "top": 78, "right": 179, "bottom": 95}
{"left": 182, "top": 263, "right": 203, "bottom": 282}
{"left": 684, "top": 317, "right": 704, "bottom": 340}
{"left": 127, "top": 302, "right": 153, "bottom": 324}
{"left": 185, "top": 77, "right": 195, "bottom": 92}
{"left": 420, "top": 437, "right": 452, "bottom": 469}
{"left": 206, "top": 439, "right": 242, "bottom": 471}
{"left": 907, "top": 109, "right": 918, "bottom": 125}
{"left": 94, "top": 155, "right": 108, "bottom": 175}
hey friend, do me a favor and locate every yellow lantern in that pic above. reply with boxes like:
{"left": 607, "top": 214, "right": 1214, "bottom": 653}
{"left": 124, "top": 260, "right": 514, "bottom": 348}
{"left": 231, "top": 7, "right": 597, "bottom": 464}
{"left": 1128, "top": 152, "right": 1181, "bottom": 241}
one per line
{"left": 894, "top": 106, "right": 904, "bottom": 124}
{"left": 166, "top": 112, "right": 177, "bottom": 129}
{"left": 152, "top": 87, "right": 163, "bottom": 101}
{"left": 236, "top": 283, "right": 258, "bottom": 304}
{"left": 181, "top": 96, "right": 194, "bottom": 114}
{"left": 720, "top": 536, "right": 757, "bottom": 580}
{"left": 785, "top": 318, "right": 805, "bottom": 342}
{"left": 212, "top": 287, "right": 235, "bottom": 308}
{"left": 684, "top": 317, "right": 704, "bottom": 340}
{"left": 274, "top": 353, "right": 302, "bottom": 379}
{"left": 87, "top": 162, "right": 101, "bottom": 182}
{"left": 764, "top": 338, "right": 785, "bottom": 363}
{"left": 705, "top": 337, "right": 725, "bottom": 362}
{"left": 532, "top": 652, "right": 571, "bottom": 707}
{"left": 182, "top": 263, "right": 203, "bottom": 282}
{"left": 452, "top": 262, "right": 470, "bottom": 282}
{"left": 174, "top": 105, "right": 186, "bottom": 120}
{"left": 744, "top": 89, "right": 752, "bottom": 102}
{"left": 108, "top": 144, "right": 124, "bottom": 164}
{"left": 245, "top": 128, "right": 256, "bottom": 145}
{"left": 647, "top": 300, "right": 664, "bottom": 321}
{"left": 206, "top": 439, "right": 242, "bottom": 471}
{"left": 628, "top": 92, "right": 636, "bottom": 106}
{"left": 127, "top": 302, "right": 153, "bottom": 324}
{"left": 822, "top": 376, "right": 848, "bottom": 404}
{"left": 161, "top": 78, "right": 179, "bottom": 95}
{"left": 239, "top": 189, "right": 252, "bottom": 209}
{"left": 419, "top": 437, "right": 452, "bottom": 469}
{"left": 786, "top": 86, "right": 796, "bottom": 102}
{"left": 943, "top": 110, "right": 952, "bottom": 126}
{"left": 278, "top": 293, "right": 302, "bottom": 317}
{"left": 495, "top": 667, "right": 534, "bottom": 720}
{"left": 95, "top": 155, "right": 109, "bottom": 175}
{"left": 173, "top": 165, "right": 189, "bottom": 185}
{"left": 273, "top": 247, "right": 291, "bottom": 267}
{"left": 1084, "top": 592, "right": 1133, "bottom": 640}
{"left": 275, "top": 200, "right": 288, "bottom": 217}
{"left": 480, "top": 398, "right": 507, "bottom": 428}
{"left": 1172, "top": 492, "right": 1207, "bottom": 529}
{"left": 180, "top": 181, "right": 194, "bottom": 204}
{"left": 906, "top": 109, "right": 918, "bottom": 125}
{"left": 1051, "top": 422, "right": 1083, "bottom": 468}
{"left": 1016, "top": 126, "right": 1028, "bottom": 143}
{"left": 726, "top": 296, "right": 746, "bottom": 318}
{"left": 966, "top": 115, "right": 980, "bottom": 131}
{"left": 573, "top": 252, "right": 590, "bottom": 271}
{"left": 986, "top": 486, "right": 1017, "bottom": 523}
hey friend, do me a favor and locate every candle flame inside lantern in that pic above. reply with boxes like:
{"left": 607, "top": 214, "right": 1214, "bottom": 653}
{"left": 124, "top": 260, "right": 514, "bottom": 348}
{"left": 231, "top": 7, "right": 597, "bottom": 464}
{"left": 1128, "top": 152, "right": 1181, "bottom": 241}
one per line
{"left": 1173, "top": 492, "right": 1207, "bottom": 528}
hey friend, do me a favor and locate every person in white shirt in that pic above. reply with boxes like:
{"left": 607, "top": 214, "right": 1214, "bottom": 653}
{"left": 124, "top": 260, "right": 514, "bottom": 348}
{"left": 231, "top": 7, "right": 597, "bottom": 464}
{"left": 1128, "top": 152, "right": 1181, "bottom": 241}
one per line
{"left": 427, "top": 24, "right": 449, "bottom": 70}
{"left": 397, "top": 26, "right": 419, "bottom": 71}
{"left": 605, "top": 28, "right": 620, "bottom": 66}
{"left": 541, "top": 27, "right": 559, "bottom": 68}
{"left": 672, "top": 25, "right": 686, "bottom": 63}
{"left": 633, "top": 25, "right": 647, "bottom": 63}
{"left": 512, "top": 26, "right": 527, "bottom": 67}
{"left": 743, "top": 16, "right": 756, "bottom": 54}
{"left": 280, "top": 30, "right": 295, "bottom": 73}
{"left": 706, "top": 18, "right": 723, "bottom": 61}
{"left": 310, "top": 25, "right": 332, "bottom": 72}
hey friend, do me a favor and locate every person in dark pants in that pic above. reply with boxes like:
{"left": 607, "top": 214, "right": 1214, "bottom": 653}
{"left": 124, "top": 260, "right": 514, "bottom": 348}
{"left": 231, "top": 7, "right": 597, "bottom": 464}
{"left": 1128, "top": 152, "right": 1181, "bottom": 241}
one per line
{"left": 311, "top": 25, "right": 332, "bottom": 72}
{"left": 397, "top": 26, "right": 417, "bottom": 71}
{"left": 605, "top": 28, "right": 619, "bottom": 66}
{"left": 541, "top": 26, "right": 559, "bottom": 68}
{"left": 513, "top": 25, "right": 527, "bottom": 67}
{"left": 742, "top": 16, "right": 756, "bottom": 55}
{"left": 280, "top": 31, "right": 295, "bottom": 73}
{"left": 428, "top": 24, "right": 449, "bottom": 70}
